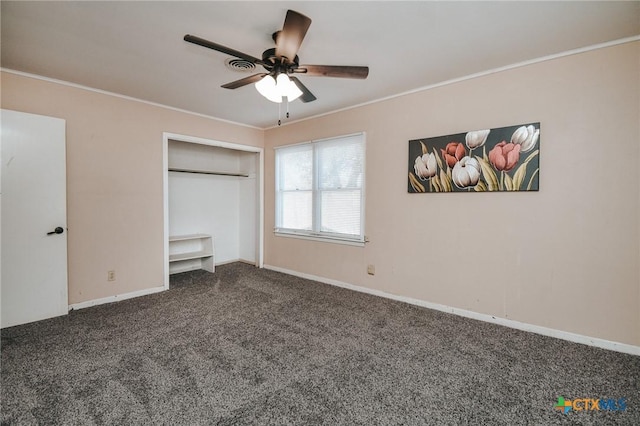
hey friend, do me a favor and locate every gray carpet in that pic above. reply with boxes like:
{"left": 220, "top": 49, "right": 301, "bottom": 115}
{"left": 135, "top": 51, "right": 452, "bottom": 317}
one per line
{"left": 1, "top": 262, "right": 639, "bottom": 425}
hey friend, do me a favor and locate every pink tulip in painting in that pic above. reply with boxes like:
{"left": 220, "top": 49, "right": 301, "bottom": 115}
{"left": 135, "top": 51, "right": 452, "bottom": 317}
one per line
{"left": 488, "top": 142, "right": 521, "bottom": 172}
{"left": 440, "top": 142, "right": 466, "bottom": 168}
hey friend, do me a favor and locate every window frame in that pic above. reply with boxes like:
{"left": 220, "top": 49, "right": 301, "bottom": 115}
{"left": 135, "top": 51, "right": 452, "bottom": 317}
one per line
{"left": 274, "top": 132, "right": 366, "bottom": 247}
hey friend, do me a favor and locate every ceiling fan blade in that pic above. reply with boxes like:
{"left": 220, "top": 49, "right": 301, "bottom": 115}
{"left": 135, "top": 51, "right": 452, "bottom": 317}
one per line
{"left": 184, "top": 34, "right": 262, "bottom": 64}
{"left": 275, "top": 10, "right": 312, "bottom": 64}
{"left": 289, "top": 77, "right": 317, "bottom": 103}
{"left": 221, "top": 73, "right": 268, "bottom": 89}
{"left": 296, "top": 65, "right": 369, "bottom": 79}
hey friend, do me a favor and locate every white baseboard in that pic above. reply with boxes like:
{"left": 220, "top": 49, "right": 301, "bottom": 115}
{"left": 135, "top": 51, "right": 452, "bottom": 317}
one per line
{"left": 263, "top": 264, "right": 640, "bottom": 356}
{"left": 68, "top": 260, "right": 253, "bottom": 311}
{"left": 68, "top": 286, "right": 166, "bottom": 311}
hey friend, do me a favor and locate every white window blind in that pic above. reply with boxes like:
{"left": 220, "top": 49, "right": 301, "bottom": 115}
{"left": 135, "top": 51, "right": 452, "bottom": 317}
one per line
{"left": 275, "top": 133, "right": 365, "bottom": 244}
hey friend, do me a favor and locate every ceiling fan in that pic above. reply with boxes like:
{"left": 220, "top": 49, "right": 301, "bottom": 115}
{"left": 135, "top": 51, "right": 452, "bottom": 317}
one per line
{"left": 184, "top": 9, "right": 369, "bottom": 104}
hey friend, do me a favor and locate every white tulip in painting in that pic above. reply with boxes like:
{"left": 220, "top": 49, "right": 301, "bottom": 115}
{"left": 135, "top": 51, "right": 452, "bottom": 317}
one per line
{"left": 465, "top": 129, "right": 490, "bottom": 150}
{"left": 452, "top": 156, "right": 481, "bottom": 189}
{"left": 414, "top": 153, "right": 437, "bottom": 180}
{"left": 510, "top": 125, "right": 539, "bottom": 153}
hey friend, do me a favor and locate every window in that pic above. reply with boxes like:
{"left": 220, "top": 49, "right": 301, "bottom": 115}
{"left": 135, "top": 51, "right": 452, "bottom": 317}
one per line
{"left": 275, "top": 133, "right": 365, "bottom": 245}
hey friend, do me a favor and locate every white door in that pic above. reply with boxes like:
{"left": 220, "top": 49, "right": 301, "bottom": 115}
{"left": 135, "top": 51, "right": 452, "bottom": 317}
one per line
{"left": 1, "top": 109, "right": 68, "bottom": 328}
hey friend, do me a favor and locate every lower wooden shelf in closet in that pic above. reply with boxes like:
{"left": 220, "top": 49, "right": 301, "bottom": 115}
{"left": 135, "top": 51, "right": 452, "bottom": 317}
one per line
{"left": 168, "top": 234, "right": 215, "bottom": 274}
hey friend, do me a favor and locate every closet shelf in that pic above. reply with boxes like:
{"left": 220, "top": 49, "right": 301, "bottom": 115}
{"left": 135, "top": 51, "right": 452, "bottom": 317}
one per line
{"left": 169, "top": 233, "right": 210, "bottom": 242}
{"left": 168, "top": 234, "right": 215, "bottom": 273}
{"left": 169, "top": 250, "right": 214, "bottom": 262}
{"left": 169, "top": 167, "right": 249, "bottom": 177}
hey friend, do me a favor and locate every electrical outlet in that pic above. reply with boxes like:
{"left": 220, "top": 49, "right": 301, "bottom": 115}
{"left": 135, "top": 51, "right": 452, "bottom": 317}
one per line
{"left": 367, "top": 264, "right": 375, "bottom": 275}
{"left": 107, "top": 270, "right": 116, "bottom": 281}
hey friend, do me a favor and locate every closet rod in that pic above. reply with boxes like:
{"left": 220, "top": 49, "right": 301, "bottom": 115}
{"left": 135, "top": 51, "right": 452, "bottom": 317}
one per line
{"left": 169, "top": 167, "right": 249, "bottom": 177}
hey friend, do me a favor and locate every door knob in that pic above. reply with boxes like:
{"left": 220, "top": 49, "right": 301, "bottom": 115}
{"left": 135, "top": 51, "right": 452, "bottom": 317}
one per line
{"left": 47, "top": 227, "right": 64, "bottom": 235}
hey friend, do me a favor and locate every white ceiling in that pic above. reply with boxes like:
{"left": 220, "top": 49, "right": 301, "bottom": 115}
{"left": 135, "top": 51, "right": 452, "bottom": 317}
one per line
{"left": 2, "top": 1, "right": 639, "bottom": 129}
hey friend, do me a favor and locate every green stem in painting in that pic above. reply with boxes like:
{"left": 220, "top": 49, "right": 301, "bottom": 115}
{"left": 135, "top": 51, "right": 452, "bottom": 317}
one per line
{"left": 527, "top": 168, "right": 539, "bottom": 190}
{"left": 500, "top": 171, "right": 504, "bottom": 191}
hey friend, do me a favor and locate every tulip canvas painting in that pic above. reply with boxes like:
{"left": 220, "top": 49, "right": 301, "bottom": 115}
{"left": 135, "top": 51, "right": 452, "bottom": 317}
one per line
{"left": 408, "top": 123, "right": 540, "bottom": 193}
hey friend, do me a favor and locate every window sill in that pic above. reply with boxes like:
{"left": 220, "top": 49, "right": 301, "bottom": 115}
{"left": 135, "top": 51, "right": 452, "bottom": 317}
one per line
{"left": 274, "top": 231, "right": 365, "bottom": 247}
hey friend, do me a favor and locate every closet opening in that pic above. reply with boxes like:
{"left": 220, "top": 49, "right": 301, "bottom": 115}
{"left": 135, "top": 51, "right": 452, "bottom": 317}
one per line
{"left": 162, "top": 132, "right": 263, "bottom": 289}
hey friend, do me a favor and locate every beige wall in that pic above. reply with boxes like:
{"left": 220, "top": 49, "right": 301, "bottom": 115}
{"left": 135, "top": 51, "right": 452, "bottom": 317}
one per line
{"left": 264, "top": 42, "right": 640, "bottom": 346}
{"left": 1, "top": 71, "right": 263, "bottom": 304}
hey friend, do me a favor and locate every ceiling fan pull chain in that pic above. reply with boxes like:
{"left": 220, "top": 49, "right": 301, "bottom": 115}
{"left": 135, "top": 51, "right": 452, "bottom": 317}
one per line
{"left": 278, "top": 102, "right": 282, "bottom": 126}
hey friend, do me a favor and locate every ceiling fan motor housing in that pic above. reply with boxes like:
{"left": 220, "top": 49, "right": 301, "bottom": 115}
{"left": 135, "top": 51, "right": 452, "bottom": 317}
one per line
{"left": 261, "top": 47, "right": 299, "bottom": 75}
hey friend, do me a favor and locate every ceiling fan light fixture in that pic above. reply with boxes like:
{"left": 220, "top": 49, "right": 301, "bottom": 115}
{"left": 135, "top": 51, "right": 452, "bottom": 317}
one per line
{"left": 255, "top": 73, "right": 303, "bottom": 103}
{"left": 282, "top": 75, "right": 303, "bottom": 101}
{"left": 255, "top": 75, "right": 283, "bottom": 103}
